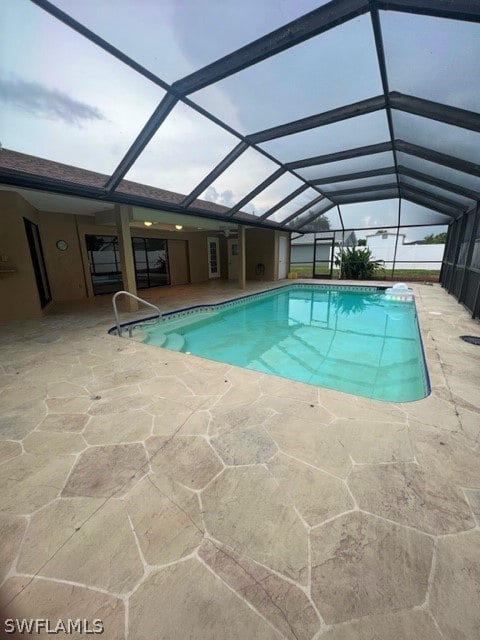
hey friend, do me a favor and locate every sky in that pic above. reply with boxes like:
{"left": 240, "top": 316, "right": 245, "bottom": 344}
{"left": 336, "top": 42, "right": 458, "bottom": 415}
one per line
{"left": 0, "top": 0, "right": 478, "bottom": 242}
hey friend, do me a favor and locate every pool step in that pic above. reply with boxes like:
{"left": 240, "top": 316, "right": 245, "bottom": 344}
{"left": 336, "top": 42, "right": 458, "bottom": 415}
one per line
{"left": 164, "top": 332, "right": 185, "bottom": 352}
{"left": 145, "top": 332, "right": 168, "bottom": 348}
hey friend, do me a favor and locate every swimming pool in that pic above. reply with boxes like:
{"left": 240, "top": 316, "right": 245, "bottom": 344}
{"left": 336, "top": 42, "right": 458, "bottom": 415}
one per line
{"left": 140, "top": 284, "right": 430, "bottom": 402}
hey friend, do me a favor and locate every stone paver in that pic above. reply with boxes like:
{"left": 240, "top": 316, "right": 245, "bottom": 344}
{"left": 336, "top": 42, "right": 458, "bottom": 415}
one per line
{"left": 0, "top": 398, "right": 46, "bottom": 439}
{"left": 125, "top": 474, "right": 203, "bottom": 565}
{"left": 23, "top": 431, "right": 85, "bottom": 456}
{"left": 334, "top": 419, "right": 413, "bottom": 463}
{"left": 87, "top": 394, "right": 151, "bottom": 415}
{"left": 0, "top": 440, "right": 22, "bottom": 464}
{"left": 265, "top": 414, "right": 351, "bottom": 478}
{"left": 38, "top": 413, "right": 89, "bottom": 432}
{"left": 199, "top": 538, "right": 320, "bottom": 640}
{"left": 203, "top": 466, "right": 309, "bottom": 584}
{"left": 208, "top": 401, "right": 274, "bottom": 437}
{"left": 129, "top": 558, "right": 282, "bottom": 640}
{"left": 267, "top": 453, "right": 353, "bottom": 526}
{"left": 310, "top": 512, "right": 433, "bottom": 623}
{"left": 23, "top": 500, "right": 144, "bottom": 593}
{"left": 464, "top": 489, "right": 480, "bottom": 525}
{"left": 0, "top": 281, "right": 478, "bottom": 639}
{"left": 62, "top": 443, "right": 147, "bottom": 498}
{"left": 349, "top": 463, "right": 475, "bottom": 534}
{"left": 0, "top": 577, "right": 125, "bottom": 639}
{"left": 210, "top": 427, "right": 277, "bottom": 465}
{"left": 0, "top": 453, "right": 74, "bottom": 514}
{"left": 146, "top": 435, "right": 223, "bottom": 490}
{"left": 320, "top": 609, "right": 442, "bottom": 639}
{"left": 46, "top": 396, "right": 92, "bottom": 414}
{"left": 430, "top": 531, "right": 480, "bottom": 640}
{"left": 411, "top": 422, "right": 480, "bottom": 487}
{"left": 0, "top": 515, "right": 27, "bottom": 582}
{"left": 83, "top": 411, "right": 152, "bottom": 445}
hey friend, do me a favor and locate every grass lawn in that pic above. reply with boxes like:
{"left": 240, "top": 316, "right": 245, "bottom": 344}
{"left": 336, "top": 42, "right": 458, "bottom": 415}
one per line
{"left": 290, "top": 264, "right": 440, "bottom": 281}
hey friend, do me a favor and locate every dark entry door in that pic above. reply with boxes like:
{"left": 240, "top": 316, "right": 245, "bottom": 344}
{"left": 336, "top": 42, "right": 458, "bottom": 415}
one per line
{"left": 24, "top": 218, "right": 52, "bottom": 308}
{"left": 313, "top": 237, "right": 335, "bottom": 279}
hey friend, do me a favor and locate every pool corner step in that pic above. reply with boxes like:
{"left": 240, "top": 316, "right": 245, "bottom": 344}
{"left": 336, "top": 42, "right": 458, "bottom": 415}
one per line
{"left": 164, "top": 332, "right": 185, "bottom": 352}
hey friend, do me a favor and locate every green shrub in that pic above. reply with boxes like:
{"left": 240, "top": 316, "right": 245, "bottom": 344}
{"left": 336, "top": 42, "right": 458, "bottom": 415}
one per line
{"left": 334, "top": 246, "right": 384, "bottom": 280}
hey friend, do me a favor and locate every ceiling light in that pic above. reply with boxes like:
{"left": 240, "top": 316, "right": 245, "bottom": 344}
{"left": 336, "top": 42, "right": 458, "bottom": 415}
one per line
{"left": 175, "top": 224, "right": 183, "bottom": 230}
{"left": 144, "top": 221, "right": 153, "bottom": 227}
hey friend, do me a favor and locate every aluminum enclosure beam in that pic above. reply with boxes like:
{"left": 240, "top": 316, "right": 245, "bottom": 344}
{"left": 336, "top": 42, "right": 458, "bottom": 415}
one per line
{"left": 173, "top": 0, "right": 370, "bottom": 95}
{"left": 324, "top": 182, "right": 399, "bottom": 198}
{"left": 291, "top": 203, "right": 336, "bottom": 231}
{"left": 374, "top": 0, "right": 480, "bottom": 23}
{"left": 248, "top": 95, "right": 386, "bottom": 143}
{"left": 400, "top": 183, "right": 465, "bottom": 212}
{"left": 400, "top": 191, "right": 460, "bottom": 218}
{"left": 258, "top": 184, "right": 309, "bottom": 221}
{"left": 225, "top": 168, "right": 286, "bottom": 217}
{"left": 334, "top": 190, "right": 399, "bottom": 204}
{"left": 106, "top": 94, "right": 178, "bottom": 192}
{"left": 395, "top": 140, "right": 480, "bottom": 177}
{"left": 270, "top": 194, "right": 326, "bottom": 226}
{"left": 390, "top": 92, "right": 480, "bottom": 133}
{"left": 287, "top": 142, "right": 393, "bottom": 170}
{"left": 31, "top": 0, "right": 171, "bottom": 91}
{"left": 180, "top": 142, "right": 249, "bottom": 207}
{"left": 249, "top": 92, "right": 480, "bottom": 146}
{"left": 311, "top": 166, "right": 396, "bottom": 185}
{"left": 398, "top": 166, "right": 480, "bottom": 201}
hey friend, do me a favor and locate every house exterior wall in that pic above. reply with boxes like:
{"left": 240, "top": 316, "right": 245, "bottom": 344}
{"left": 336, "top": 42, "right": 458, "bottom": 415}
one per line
{"left": 38, "top": 211, "right": 89, "bottom": 301}
{"left": 168, "top": 239, "right": 189, "bottom": 285}
{"left": 0, "top": 189, "right": 286, "bottom": 320}
{"left": 245, "top": 228, "right": 276, "bottom": 280}
{"left": 0, "top": 191, "right": 43, "bottom": 319}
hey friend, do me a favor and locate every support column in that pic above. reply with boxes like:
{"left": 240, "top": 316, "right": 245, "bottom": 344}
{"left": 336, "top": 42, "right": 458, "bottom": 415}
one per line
{"left": 238, "top": 224, "right": 246, "bottom": 290}
{"left": 115, "top": 204, "right": 138, "bottom": 311}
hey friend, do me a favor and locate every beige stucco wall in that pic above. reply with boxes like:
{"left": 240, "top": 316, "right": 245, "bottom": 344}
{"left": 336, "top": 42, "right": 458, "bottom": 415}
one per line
{"left": 38, "top": 211, "right": 88, "bottom": 301}
{"left": 168, "top": 239, "right": 189, "bottom": 285}
{"left": 188, "top": 234, "right": 210, "bottom": 283}
{"left": 245, "top": 228, "right": 276, "bottom": 280}
{"left": 0, "top": 191, "right": 44, "bottom": 320}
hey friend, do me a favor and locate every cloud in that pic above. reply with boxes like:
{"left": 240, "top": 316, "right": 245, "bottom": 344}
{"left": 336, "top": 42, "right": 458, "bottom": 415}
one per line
{"left": 204, "top": 186, "right": 236, "bottom": 208}
{"left": 0, "top": 75, "right": 105, "bottom": 127}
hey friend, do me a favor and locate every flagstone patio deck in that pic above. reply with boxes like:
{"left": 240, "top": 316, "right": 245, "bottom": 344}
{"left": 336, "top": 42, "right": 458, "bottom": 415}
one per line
{"left": 0, "top": 280, "right": 479, "bottom": 639}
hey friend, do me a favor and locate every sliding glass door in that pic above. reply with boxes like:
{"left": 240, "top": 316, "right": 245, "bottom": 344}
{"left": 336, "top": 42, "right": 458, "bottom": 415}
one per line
{"left": 86, "top": 234, "right": 170, "bottom": 295}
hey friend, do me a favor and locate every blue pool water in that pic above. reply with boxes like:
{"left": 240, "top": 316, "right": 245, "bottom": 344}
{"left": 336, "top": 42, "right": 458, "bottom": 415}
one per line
{"left": 142, "top": 285, "right": 430, "bottom": 402}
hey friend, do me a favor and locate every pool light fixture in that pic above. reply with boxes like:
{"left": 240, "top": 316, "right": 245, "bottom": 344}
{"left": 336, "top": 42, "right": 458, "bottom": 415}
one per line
{"left": 144, "top": 221, "right": 153, "bottom": 227}
{"left": 175, "top": 224, "right": 183, "bottom": 230}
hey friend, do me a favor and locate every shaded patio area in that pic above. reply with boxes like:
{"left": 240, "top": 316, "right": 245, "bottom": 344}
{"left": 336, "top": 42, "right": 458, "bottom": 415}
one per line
{"left": 0, "top": 280, "right": 479, "bottom": 639}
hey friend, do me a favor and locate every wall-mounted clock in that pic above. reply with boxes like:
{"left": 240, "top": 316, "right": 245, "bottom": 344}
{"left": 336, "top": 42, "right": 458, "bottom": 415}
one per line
{"left": 56, "top": 240, "right": 68, "bottom": 251}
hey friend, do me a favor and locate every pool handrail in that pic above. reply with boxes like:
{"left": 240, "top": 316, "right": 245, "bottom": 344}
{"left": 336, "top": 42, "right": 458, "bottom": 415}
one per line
{"left": 112, "top": 291, "right": 161, "bottom": 337}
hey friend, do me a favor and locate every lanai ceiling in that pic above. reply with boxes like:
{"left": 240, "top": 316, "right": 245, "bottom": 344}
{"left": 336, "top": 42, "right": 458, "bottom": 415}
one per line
{"left": 0, "top": 0, "right": 479, "bottom": 234}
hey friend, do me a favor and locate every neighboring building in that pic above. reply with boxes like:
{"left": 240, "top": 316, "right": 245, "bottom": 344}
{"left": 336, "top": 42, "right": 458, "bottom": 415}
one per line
{"left": 365, "top": 231, "right": 406, "bottom": 246}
